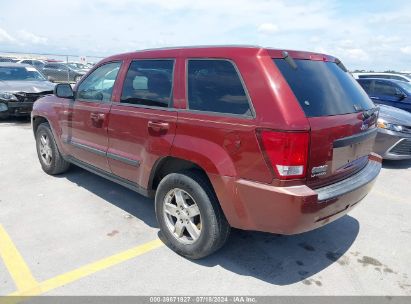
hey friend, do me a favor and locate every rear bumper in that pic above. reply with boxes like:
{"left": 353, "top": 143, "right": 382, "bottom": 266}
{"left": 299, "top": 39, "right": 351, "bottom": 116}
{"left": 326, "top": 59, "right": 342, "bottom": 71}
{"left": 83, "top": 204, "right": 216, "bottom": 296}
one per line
{"left": 211, "top": 153, "right": 382, "bottom": 235}
{"left": 374, "top": 129, "right": 411, "bottom": 160}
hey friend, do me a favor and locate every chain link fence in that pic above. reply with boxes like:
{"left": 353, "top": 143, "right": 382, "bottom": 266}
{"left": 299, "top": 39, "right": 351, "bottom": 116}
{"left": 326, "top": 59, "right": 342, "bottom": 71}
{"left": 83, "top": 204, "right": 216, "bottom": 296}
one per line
{"left": 0, "top": 51, "right": 105, "bottom": 84}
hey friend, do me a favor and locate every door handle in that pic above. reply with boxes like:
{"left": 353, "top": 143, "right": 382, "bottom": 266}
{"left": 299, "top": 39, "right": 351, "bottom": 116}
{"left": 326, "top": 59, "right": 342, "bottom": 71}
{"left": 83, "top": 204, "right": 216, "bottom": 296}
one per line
{"left": 90, "top": 112, "right": 105, "bottom": 127}
{"left": 90, "top": 113, "right": 105, "bottom": 120}
{"left": 147, "top": 121, "right": 169, "bottom": 132}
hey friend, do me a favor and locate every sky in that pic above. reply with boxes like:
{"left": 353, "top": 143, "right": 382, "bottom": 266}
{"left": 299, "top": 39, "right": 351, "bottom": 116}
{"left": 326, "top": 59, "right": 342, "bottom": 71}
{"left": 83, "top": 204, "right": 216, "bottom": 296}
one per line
{"left": 0, "top": 0, "right": 410, "bottom": 71}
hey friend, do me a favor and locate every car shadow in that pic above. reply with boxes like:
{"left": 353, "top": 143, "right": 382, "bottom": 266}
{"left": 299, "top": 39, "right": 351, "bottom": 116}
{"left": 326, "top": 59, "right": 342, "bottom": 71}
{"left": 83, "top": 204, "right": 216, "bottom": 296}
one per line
{"left": 61, "top": 166, "right": 359, "bottom": 286}
{"left": 62, "top": 166, "right": 158, "bottom": 228}
{"left": 382, "top": 159, "right": 411, "bottom": 169}
{"left": 187, "top": 216, "right": 360, "bottom": 285}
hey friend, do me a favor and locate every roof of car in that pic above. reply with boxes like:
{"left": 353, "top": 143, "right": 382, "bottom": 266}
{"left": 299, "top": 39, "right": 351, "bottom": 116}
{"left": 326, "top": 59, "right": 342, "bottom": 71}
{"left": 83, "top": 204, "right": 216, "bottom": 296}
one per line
{"left": 355, "top": 72, "right": 409, "bottom": 77}
{"left": 357, "top": 78, "right": 406, "bottom": 84}
{"left": 0, "top": 62, "right": 33, "bottom": 68}
{"left": 101, "top": 45, "right": 337, "bottom": 63}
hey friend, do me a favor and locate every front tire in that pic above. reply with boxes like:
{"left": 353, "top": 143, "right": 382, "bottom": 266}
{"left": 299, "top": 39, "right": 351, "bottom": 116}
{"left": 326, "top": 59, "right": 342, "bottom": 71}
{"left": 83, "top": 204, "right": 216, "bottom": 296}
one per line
{"left": 155, "top": 171, "right": 230, "bottom": 259}
{"left": 35, "top": 123, "right": 70, "bottom": 175}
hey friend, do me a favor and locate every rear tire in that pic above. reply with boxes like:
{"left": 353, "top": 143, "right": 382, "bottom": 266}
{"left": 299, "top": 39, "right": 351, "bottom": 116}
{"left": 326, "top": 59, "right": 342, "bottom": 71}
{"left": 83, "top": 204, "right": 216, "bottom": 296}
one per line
{"left": 155, "top": 170, "right": 230, "bottom": 259}
{"left": 35, "top": 123, "right": 70, "bottom": 175}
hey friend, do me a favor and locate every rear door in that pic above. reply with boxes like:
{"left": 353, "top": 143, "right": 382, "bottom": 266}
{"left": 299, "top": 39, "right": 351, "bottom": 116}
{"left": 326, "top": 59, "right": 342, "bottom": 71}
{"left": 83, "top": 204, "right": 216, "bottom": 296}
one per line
{"left": 372, "top": 80, "right": 411, "bottom": 112}
{"left": 63, "top": 61, "right": 122, "bottom": 171}
{"left": 274, "top": 58, "right": 378, "bottom": 188}
{"left": 371, "top": 80, "right": 400, "bottom": 107}
{"left": 106, "top": 59, "right": 177, "bottom": 187}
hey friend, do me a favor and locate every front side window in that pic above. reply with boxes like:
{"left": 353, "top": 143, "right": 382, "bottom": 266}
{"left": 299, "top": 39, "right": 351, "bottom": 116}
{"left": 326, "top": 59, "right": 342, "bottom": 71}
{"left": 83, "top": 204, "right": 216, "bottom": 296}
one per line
{"left": 187, "top": 59, "right": 251, "bottom": 116}
{"left": 120, "top": 60, "right": 174, "bottom": 108}
{"left": 77, "top": 62, "right": 121, "bottom": 102}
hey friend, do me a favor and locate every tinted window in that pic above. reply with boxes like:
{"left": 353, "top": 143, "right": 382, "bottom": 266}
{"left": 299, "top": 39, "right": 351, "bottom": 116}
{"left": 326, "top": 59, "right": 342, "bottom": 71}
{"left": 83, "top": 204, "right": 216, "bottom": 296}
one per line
{"left": 77, "top": 62, "right": 121, "bottom": 102}
{"left": 44, "top": 64, "right": 57, "bottom": 69}
{"left": 391, "top": 75, "right": 406, "bottom": 81}
{"left": 358, "top": 80, "right": 372, "bottom": 93}
{"left": 274, "top": 59, "right": 374, "bottom": 117}
{"left": 120, "top": 60, "right": 174, "bottom": 108}
{"left": 374, "top": 81, "right": 399, "bottom": 96}
{"left": 187, "top": 60, "right": 251, "bottom": 116}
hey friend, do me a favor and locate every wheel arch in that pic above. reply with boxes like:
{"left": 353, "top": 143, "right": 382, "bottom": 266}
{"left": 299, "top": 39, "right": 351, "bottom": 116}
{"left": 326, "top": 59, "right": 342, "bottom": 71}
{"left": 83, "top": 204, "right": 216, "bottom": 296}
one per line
{"left": 148, "top": 156, "right": 211, "bottom": 193}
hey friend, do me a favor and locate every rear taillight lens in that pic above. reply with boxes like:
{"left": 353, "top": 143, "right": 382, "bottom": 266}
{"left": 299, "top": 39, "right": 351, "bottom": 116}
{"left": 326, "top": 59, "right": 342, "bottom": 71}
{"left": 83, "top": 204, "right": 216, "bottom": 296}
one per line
{"left": 258, "top": 130, "right": 309, "bottom": 180}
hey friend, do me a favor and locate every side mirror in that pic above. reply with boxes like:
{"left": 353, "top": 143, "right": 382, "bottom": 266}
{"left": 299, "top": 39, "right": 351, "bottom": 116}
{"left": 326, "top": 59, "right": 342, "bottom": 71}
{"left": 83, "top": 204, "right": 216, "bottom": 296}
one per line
{"left": 47, "top": 76, "right": 54, "bottom": 82}
{"left": 394, "top": 92, "right": 406, "bottom": 100}
{"left": 54, "top": 83, "right": 74, "bottom": 99}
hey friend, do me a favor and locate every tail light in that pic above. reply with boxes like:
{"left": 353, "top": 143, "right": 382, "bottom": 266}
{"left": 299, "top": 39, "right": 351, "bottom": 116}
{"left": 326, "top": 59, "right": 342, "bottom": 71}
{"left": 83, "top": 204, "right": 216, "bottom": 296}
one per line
{"left": 258, "top": 130, "right": 310, "bottom": 180}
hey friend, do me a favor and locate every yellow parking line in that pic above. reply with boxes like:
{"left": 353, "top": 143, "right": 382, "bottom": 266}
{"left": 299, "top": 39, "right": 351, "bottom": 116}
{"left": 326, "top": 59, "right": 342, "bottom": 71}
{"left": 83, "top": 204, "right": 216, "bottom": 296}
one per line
{"left": 0, "top": 225, "right": 39, "bottom": 292}
{"left": 8, "top": 238, "right": 164, "bottom": 297}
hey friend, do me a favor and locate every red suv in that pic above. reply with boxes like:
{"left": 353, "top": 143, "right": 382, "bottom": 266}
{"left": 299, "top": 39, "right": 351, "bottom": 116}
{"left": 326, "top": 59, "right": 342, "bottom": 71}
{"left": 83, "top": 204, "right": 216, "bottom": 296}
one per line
{"left": 32, "top": 46, "right": 382, "bottom": 259}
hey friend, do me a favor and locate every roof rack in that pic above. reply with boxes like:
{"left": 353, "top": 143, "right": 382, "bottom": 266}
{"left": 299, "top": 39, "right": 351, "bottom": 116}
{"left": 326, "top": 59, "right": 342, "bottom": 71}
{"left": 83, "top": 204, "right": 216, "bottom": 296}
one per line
{"left": 136, "top": 45, "right": 262, "bottom": 52}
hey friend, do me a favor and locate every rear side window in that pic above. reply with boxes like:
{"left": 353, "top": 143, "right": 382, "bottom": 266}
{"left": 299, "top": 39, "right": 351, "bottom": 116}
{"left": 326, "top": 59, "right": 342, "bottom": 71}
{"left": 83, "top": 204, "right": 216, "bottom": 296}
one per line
{"left": 358, "top": 80, "right": 372, "bottom": 93}
{"left": 274, "top": 59, "right": 374, "bottom": 117}
{"left": 121, "top": 60, "right": 174, "bottom": 108}
{"left": 187, "top": 59, "right": 251, "bottom": 116}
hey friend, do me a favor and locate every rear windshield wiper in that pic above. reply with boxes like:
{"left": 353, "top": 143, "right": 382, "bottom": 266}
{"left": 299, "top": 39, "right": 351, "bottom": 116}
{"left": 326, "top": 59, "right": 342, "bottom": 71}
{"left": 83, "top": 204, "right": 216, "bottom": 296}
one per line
{"left": 282, "top": 51, "right": 297, "bottom": 70}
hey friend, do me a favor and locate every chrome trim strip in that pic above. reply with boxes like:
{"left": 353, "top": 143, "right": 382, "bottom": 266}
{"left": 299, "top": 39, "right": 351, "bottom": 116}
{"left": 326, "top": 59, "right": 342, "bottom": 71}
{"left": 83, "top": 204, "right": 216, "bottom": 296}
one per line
{"left": 70, "top": 141, "right": 106, "bottom": 157}
{"left": 107, "top": 152, "right": 140, "bottom": 167}
{"left": 65, "top": 139, "right": 140, "bottom": 167}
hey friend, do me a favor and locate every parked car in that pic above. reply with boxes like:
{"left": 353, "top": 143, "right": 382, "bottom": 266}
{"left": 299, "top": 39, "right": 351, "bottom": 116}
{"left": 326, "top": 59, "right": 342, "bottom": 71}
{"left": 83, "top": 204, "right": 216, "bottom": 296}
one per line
{"left": 357, "top": 78, "right": 411, "bottom": 113}
{"left": 31, "top": 46, "right": 382, "bottom": 258}
{"left": 17, "top": 59, "right": 46, "bottom": 71}
{"left": 0, "top": 57, "right": 19, "bottom": 63}
{"left": 41, "top": 62, "right": 85, "bottom": 83}
{"left": 374, "top": 105, "right": 411, "bottom": 159}
{"left": 0, "top": 63, "right": 55, "bottom": 119}
{"left": 353, "top": 72, "right": 411, "bottom": 82}
{"left": 67, "top": 62, "right": 90, "bottom": 73}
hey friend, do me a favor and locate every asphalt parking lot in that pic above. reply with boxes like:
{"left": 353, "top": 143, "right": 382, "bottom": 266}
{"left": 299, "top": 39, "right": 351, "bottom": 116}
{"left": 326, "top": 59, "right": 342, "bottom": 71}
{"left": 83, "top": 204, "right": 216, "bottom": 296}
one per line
{"left": 0, "top": 118, "right": 411, "bottom": 296}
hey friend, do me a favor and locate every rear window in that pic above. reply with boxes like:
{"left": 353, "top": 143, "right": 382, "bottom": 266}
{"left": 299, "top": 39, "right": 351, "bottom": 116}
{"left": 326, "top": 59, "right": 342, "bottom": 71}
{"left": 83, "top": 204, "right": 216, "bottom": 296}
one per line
{"left": 274, "top": 59, "right": 374, "bottom": 117}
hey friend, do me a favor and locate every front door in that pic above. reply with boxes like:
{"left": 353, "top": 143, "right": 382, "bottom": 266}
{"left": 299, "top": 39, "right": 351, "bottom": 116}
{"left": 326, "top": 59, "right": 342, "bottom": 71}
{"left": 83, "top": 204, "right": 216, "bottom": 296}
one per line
{"left": 64, "top": 61, "right": 122, "bottom": 172}
{"left": 107, "top": 59, "right": 177, "bottom": 188}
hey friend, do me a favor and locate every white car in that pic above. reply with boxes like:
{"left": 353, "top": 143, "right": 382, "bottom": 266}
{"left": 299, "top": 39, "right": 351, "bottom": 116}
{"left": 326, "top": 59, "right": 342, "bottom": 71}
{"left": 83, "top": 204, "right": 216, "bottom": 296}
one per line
{"left": 17, "top": 59, "right": 46, "bottom": 71}
{"left": 352, "top": 72, "right": 411, "bottom": 82}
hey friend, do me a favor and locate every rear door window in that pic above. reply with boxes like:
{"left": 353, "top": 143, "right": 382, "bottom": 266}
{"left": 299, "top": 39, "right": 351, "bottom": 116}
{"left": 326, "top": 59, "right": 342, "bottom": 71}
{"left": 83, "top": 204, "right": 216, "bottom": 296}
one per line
{"left": 274, "top": 59, "right": 374, "bottom": 117}
{"left": 358, "top": 79, "right": 372, "bottom": 93}
{"left": 187, "top": 59, "right": 252, "bottom": 116}
{"left": 120, "top": 60, "right": 174, "bottom": 108}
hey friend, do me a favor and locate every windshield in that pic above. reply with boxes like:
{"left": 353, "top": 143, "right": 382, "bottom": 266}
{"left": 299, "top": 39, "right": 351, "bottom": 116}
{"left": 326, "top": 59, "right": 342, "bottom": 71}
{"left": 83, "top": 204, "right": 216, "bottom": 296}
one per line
{"left": 397, "top": 81, "right": 411, "bottom": 93}
{"left": 274, "top": 59, "right": 374, "bottom": 117}
{"left": 0, "top": 66, "right": 46, "bottom": 81}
